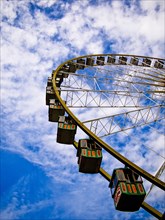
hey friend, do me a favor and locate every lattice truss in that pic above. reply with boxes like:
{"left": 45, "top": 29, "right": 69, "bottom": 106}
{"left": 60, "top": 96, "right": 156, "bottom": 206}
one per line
{"left": 61, "top": 65, "right": 164, "bottom": 107}
{"left": 51, "top": 55, "right": 165, "bottom": 217}
{"left": 58, "top": 55, "right": 165, "bottom": 138}
{"left": 82, "top": 106, "right": 164, "bottom": 137}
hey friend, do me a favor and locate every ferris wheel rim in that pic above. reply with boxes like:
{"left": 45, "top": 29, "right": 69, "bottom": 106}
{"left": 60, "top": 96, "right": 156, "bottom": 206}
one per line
{"left": 52, "top": 53, "right": 165, "bottom": 191}
{"left": 61, "top": 53, "right": 165, "bottom": 62}
{"left": 49, "top": 53, "right": 165, "bottom": 218}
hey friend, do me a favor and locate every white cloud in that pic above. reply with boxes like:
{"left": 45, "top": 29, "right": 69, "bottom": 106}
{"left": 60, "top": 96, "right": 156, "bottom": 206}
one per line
{"left": 140, "top": 0, "right": 165, "bottom": 12}
{"left": 1, "top": 1, "right": 18, "bottom": 23}
{"left": 35, "top": 0, "right": 58, "bottom": 8}
{"left": 84, "top": 1, "right": 164, "bottom": 56}
{"left": 1, "top": 0, "right": 164, "bottom": 219}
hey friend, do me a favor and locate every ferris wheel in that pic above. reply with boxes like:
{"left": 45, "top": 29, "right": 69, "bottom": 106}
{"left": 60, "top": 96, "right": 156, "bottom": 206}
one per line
{"left": 46, "top": 54, "right": 165, "bottom": 219}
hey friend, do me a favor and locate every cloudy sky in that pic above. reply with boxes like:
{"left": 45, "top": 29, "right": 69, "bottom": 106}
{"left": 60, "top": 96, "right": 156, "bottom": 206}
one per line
{"left": 0, "top": 0, "right": 165, "bottom": 220}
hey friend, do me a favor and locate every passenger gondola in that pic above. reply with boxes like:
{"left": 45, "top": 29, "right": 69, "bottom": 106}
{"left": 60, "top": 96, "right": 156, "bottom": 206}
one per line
{"left": 77, "top": 138, "right": 102, "bottom": 173}
{"left": 130, "top": 57, "right": 139, "bottom": 65}
{"left": 47, "top": 77, "right": 52, "bottom": 87}
{"left": 96, "top": 56, "right": 105, "bottom": 65}
{"left": 154, "top": 60, "right": 164, "bottom": 69}
{"left": 107, "top": 56, "right": 116, "bottom": 64}
{"left": 77, "top": 58, "right": 85, "bottom": 69}
{"left": 59, "top": 64, "right": 69, "bottom": 72}
{"left": 46, "top": 86, "right": 61, "bottom": 105}
{"left": 86, "top": 57, "right": 94, "bottom": 66}
{"left": 55, "top": 75, "right": 63, "bottom": 87}
{"left": 142, "top": 58, "right": 151, "bottom": 67}
{"left": 57, "top": 116, "right": 77, "bottom": 144}
{"left": 58, "top": 65, "right": 70, "bottom": 78}
{"left": 47, "top": 75, "right": 63, "bottom": 88}
{"left": 68, "top": 62, "right": 77, "bottom": 73}
{"left": 119, "top": 56, "right": 127, "bottom": 65}
{"left": 109, "top": 168, "right": 146, "bottom": 212}
{"left": 48, "top": 99, "right": 65, "bottom": 122}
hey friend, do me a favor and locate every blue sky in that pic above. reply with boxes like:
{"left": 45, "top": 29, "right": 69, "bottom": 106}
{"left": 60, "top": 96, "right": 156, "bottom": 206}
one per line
{"left": 0, "top": 0, "right": 165, "bottom": 220}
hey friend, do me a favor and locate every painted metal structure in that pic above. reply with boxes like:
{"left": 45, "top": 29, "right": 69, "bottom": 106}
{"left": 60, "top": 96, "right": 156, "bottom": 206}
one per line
{"left": 46, "top": 54, "right": 165, "bottom": 219}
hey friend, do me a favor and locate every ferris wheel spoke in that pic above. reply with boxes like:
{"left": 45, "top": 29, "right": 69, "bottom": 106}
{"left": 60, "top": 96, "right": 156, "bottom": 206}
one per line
{"left": 110, "top": 76, "right": 164, "bottom": 88}
{"left": 82, "top": 105, "right": 164, "bottom": 137}
{"left": 127, "top": 73, "right": 165, "bottom": 84}
{"left": 93, "top": 61, "right": 165, "bottom": 80}
{"left": 62, "top": 71, "right": 165, "bottom": 96}
{"left": 146, "top": 161, "right": 165, "bottom": 197}
{"left": 62, "top": 89, "right": 164, "bottom": 108}
{"left": 149, "top": 69, "right": 165, "bottom": 77}
{"left": 62, "top": 90, "right": 140, "bottom": 107}
{"left": 133, "top": 69, "right": 165, "bottom": 81}
{"left": 125, "top": 65, "right": 165, "bottom": 79}
{"left": 79, "top": 70, "right": 165, "bottom": 85}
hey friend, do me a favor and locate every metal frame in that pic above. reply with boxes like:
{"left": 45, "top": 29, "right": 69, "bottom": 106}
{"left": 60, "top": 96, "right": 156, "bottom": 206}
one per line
{"left": 51, "top": 54, "right": 165, "bottom": 218}
{"left": 82, "top": 105, "right": 164, "bottom": 137}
